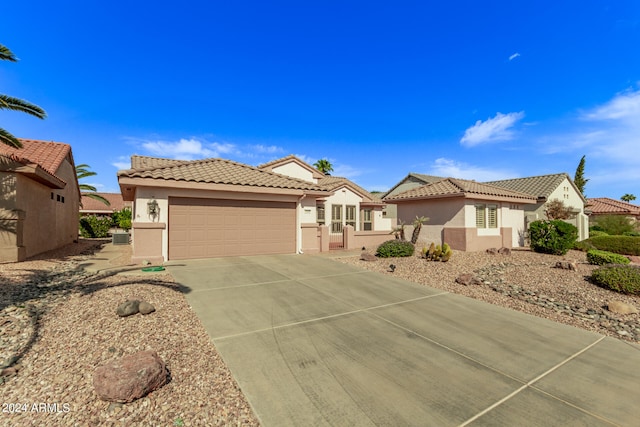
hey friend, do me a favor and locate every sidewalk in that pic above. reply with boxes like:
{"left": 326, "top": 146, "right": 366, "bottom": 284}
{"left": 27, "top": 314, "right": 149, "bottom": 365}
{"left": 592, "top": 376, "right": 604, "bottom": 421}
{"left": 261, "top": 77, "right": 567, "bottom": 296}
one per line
{"left": 78, "top": 242, "right": 151, "bottom": 275}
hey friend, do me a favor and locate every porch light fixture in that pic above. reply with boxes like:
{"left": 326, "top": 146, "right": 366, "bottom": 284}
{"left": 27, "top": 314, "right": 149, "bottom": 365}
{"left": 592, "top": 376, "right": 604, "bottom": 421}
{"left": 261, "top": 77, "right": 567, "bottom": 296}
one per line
{"left": 147, "top": 198, "right": 159, "bottom": 221}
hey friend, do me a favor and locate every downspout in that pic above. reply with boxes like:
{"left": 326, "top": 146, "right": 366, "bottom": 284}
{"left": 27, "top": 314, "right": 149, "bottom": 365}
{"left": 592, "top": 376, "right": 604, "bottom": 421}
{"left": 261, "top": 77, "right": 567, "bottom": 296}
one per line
{"left": 297, "top": 193, "right": 306, "bottom": 254}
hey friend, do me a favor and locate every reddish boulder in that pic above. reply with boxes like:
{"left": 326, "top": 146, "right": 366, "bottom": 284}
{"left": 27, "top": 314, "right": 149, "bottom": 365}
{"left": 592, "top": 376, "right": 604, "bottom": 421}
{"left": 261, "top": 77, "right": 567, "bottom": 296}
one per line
{"left": 455, "top": 274, "right": 482, "bottom": 286}
{"left": 360, "top": 252, "right": 377, "bottom": 262}
{"left": 93, "top": 350, "right": 168, "bottom": 403}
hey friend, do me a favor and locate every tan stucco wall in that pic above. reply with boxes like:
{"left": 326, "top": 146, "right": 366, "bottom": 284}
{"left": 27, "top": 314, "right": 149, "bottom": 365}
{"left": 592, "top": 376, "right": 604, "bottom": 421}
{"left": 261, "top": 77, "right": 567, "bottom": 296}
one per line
{"left": 272, "top": 163, "right": 317, "bottom": 183}
{"left": 0, "top": 158, "right": 79, "bottom": 262}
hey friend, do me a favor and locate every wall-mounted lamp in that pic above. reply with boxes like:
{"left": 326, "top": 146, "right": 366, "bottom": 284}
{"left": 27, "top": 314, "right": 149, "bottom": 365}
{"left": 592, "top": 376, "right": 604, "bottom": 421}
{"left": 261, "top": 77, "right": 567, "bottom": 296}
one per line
{"left": 147, "top": 198, "right": 159, "bottom": 221}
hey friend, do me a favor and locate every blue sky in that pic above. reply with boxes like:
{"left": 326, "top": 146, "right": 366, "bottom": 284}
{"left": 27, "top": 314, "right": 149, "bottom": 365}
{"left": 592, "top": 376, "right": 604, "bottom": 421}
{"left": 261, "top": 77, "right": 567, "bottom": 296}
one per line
{"left": 3, "top": 1, "right": 639, "bottom": 199}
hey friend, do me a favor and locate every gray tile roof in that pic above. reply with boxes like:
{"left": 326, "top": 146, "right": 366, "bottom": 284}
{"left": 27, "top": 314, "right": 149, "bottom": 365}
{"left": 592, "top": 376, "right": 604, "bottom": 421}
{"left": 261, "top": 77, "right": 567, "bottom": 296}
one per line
{"left": 316, "top": 176, "right": 382, "bottom": 204}
{"left": 485, "top": 173, "right": 576, "bottom": 200}
{"left": 118, "top": 156, "right": 329, "bottom": 192}
{"left": 385, "top": 178, "right": 537, "bottom": 202}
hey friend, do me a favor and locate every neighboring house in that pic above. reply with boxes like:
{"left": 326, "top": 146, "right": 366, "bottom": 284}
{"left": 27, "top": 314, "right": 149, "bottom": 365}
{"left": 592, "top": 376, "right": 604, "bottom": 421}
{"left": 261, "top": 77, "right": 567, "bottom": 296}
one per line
{"left": 587, "top": 198, "right": 640, "bottom": 223}
{"left": 0, "top": 138, "right": 80, "bottom": 262}
{"left": 384, "top": 178, "right": 538, "bottom": 251}
{"left": 485, "top": 173, "right": 589, "bottom": 241}
{"left": 382, "top": 172, "right": 445, "bottom": 220}
{"left": 259, "top": 155, "right": 392, "bottom": 233}
{"left": 117, "top": 155, "right": 333, "bottom": 264}
{"left": 80, "top": 192, "right": 132, "bottom": 216}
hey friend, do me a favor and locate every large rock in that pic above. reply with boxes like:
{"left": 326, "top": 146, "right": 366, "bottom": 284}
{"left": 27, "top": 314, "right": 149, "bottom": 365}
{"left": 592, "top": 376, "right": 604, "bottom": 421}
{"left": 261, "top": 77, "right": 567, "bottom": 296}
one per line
{"left": 116, "top": 300, "right": 140, "bottom": 317}
{"left": 455, "top": 274, "right": 482, "bottom": 286}
{"left": 554, "top": 261, "right": 577, "bottom": 271}
{"left": 360, "top": 252, "right": 377, "bottom": 262}
{"left": 93, "top": 350, "right": 168, "bottom": 403}
{"left": 138, "top": 301, "right": 156, "bottom": 315}
{"left": 486, "top": 248, "right": 498, "bottom": 255}
{"left": 607, "top": 300, "right": 639, "bottom": 315}
{"left": 498, "top": 247, "right": 511, "bottom": 256}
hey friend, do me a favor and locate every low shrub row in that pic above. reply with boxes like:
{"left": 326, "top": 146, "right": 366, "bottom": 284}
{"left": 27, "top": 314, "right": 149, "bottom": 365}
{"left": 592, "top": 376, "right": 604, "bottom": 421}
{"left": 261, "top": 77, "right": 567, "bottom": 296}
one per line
{"left": 588, "top": 235, "right": 640, "bottom": 256}
{"left": 79, "top": 215, "right": 112, "bottom": 238}
{"left": 586, "top": 249, "right": 630, "bottom": 266}
{"left": 591, "top": 264, "right": 640, "bottom": 295}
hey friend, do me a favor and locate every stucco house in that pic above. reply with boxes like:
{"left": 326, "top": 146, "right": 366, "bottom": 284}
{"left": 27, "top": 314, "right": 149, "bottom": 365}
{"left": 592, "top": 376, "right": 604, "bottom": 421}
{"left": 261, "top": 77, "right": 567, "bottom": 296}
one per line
{"left": 0, "top": 138, "right": 80, "bottom": 262}
{"left": 587, "top": 198, "right": 640, "bottom": 223}
{"left": 118, "top": 155, "right": 338, "bottom": 263}
{"left": 381, "top": 172, "right": 444, "bottom": 220}
{"left": 485, "top": 173, "right": 589, "bottom": 241}
{"left": 383, "top": 178, "right": 537, "bottom": 251}
{"left": 258, "top": 155, "right": 392, "bottom": 233}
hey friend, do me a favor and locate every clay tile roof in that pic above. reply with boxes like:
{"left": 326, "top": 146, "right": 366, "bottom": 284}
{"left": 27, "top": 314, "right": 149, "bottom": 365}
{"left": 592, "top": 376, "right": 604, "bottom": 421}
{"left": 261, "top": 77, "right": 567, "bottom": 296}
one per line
{"left": 80, "top": 193, "right": 132, "bottom": 212}
{"left": 129, "top": 155, "right": 188, "bottom": 170}
{"left": 0, "top": 138, "right": 72, "bottom": 186}
{"left": 385, "top": 178, "right": 537, "bottom": 202}
{"left": 485, "top": 173, "right": 578, "bottom": 200}
{"left": 316, "top": 176, "right": 381, "bottom": 203}
{"left": 257, "top": 154, "right": 301, "bottom": 169}
{"left": 118, "top": 156, "right": 329, "bottom": 191}
{"left": 587, "top": 198, "right": 640, "bottom": 215}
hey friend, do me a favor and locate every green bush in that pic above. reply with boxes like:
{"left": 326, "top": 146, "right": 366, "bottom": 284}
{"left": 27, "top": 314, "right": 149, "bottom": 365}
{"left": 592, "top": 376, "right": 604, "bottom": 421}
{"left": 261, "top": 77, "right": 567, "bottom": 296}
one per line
{"left": 376, "top": 240, "right": 415, "bottom": 258}
{"left": 591, "top": 264, "right": 640, "bottom": 295}
{"left": 589, "top": 230, "right": 609, "bottom": 238}
{"left": 529, "top": 220, "right": 578, "bottom": 255}
{"left": 592, "top": 215, "right": 635, "bottom": 236}
{"left": 589, "top": 235, "right": 640, "bottom": 256}
{"left": 586, "top": 249, "right": 630, "bottom": 266}
{"left": 573, "top": 239, "right": 596, "bottom": 252}
{"left": 79, "top": 215, "right": 113, "bottom": 238}
{"left": 113, "top": 208, "right": 132, "bottom": 231}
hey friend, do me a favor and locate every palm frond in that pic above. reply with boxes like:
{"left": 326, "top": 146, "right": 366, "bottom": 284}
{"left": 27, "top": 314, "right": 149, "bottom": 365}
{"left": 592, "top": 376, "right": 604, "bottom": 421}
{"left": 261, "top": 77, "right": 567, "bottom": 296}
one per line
{"left": 83, "top": 192, "right": 111, "bottom": 207}
{"left": 79, "top": 183, "right": 98, "bottom": 192}
{"left": 76, "top": 164, "right": 97, "bottom": 180}
{"left": 0, "top": 94, "right": 46, "bottom": 119}
{"left": 0, "top": 44, "right": 17, "bottom": 62}
{"left": 0, "top": 127, "right": 22, "bottom": 148}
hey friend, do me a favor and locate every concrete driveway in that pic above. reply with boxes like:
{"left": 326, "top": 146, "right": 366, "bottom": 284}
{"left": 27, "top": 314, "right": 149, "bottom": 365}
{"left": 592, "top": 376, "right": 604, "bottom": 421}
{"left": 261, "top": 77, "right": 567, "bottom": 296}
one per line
{"left": 167, "top": 254, "right": 640, "bottom": 426}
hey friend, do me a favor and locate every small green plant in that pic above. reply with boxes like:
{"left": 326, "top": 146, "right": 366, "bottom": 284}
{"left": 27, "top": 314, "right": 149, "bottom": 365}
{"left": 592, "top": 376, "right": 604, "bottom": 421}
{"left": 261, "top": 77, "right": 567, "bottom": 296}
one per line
{"left": 411, "top": 215, "right": 429, "bottom": 244}
{"left": 79, "top": 215, "right": 112, "bottom": 238}
{"left": 591, "top": 264, "right": 640, "bottom": 295}
{"left": 529, "top": 220, "right": 578, "bottom": 255}
{"left": 586, "top": 249, "right": 630, "bottom": 266}
{"left": 174, "top": 417, "right": 185, "bottom": 427}
{"left": 573, "top": 239, "right": 596, "bottom": 252}
{"left": 423, "top": 242, "right": 452, "bottom": 262}
{"left": 589, "top": 235, "right": 640, "bottom": 255}
{"left": 376, "top": 240, "right": 415, "bottom": 258}
{"left": 589, "top": 230, "right": 609, "bottom": 238}
{"left": 113, "top": 207, "right": 132, "bottom": 231}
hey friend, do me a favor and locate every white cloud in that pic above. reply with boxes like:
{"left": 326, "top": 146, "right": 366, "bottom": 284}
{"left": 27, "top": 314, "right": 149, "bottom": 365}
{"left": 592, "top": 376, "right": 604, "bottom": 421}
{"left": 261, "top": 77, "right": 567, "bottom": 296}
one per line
{"left": 250, "top": 144, "right": 284, "bottom": 154}
{"left": 332, "top": 163, "right": 363, "bottom": 179}
{"left": 112, "top": 155, "right": 131, "bottom": 170}
{"left": 460, "top": 111, "right": 525, "bottom": 147}
{"left": 429, "top": 158, "right": 515, "bottom": 181}
{"left": 509, "top": 53, "right": 521, "bottom": 61}
{"left": 583, "top": 89, "right": 640, "bottom": 121}
{"left": 139, "top": 138, "right": 237, "bottom": 160}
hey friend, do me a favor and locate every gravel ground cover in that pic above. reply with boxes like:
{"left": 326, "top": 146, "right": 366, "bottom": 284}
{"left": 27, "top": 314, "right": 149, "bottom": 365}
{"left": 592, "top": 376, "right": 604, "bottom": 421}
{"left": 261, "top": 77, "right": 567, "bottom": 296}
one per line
{"left": 337, "top": 248, "right": 640, "bottom": 343}
{"left": 0, "top": 240, "right": 259, "bottom": 427}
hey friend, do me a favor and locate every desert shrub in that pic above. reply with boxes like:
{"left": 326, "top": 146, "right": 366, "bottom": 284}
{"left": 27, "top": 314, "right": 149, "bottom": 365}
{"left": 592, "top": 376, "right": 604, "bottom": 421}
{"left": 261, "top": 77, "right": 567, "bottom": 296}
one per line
{"left": 529, "top": 220, "right": 578, "bottom": 255}
{"left": 592, "top": 215, "right": 635, "bottom": 236}
{"left": 591, "top": 264, "right": 640, "bottom": 295}
{"left": 376, "top": 240, "right": 415, "bottom": 258}
{"left": 589, "top": 235, "right": 640, "bottom": 256}
{"left": 79, "top": 215, "right": 112, "bottom": 238}
{"left": 573, "top": 239, "right": 596, "bottom": 252}
{"left": 113, "top": 208, "right": 132, "bottom": 231}
{"left": 586, "top": 249, "right": 630, "bottom": 266}
{"left": 589, "top": 230, "right": 609, "bottom": 238}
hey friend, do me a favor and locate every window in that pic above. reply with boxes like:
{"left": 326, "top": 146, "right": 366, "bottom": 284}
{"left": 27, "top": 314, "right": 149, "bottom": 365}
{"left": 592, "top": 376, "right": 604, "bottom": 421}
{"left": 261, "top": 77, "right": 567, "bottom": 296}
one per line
{"left": 317, "top": 205, "right": 325, "bottom": 225}
{"left": 331, "top": 205, "right": 343, "bottom": 233}
{"left": 476, "top": 204, "right": 497, "bottom": 228}
{"left": 361, "top": 208, "right": 372, "bottom": 231}
{"left": 475, "top": 205, "right": 486, "bottom": 228}
{"left": 346, "top": 205, "right": 356, "bottom": 228}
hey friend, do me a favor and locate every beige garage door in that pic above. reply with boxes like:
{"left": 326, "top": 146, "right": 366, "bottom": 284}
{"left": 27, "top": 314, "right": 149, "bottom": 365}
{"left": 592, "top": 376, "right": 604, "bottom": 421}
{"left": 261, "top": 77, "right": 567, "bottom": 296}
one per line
{"left": 169, "top": 197, "right": 296, "bottom": 260}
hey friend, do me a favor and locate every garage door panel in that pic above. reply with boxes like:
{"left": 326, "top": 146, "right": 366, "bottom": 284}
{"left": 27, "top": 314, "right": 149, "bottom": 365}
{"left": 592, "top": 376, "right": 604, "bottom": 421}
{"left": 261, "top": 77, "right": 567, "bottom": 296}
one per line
{"left": 169, "top": 197, "right": 296, "bottom": 260}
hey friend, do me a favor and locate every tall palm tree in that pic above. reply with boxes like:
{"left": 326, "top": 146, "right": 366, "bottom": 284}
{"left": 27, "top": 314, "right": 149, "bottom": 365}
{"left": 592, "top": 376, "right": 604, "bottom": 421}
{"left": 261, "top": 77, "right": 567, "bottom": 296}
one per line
{"left": 313, "top": 159, "right": 334, "bottom": 175}
{"left": 621, "top": 194, "right": 636, "bottom": 203}
{"left": 1, "top": 44, "right": 46, "bottom": 148}
{"left": 77, "top": 164, "right": 110, "bottom": 207}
